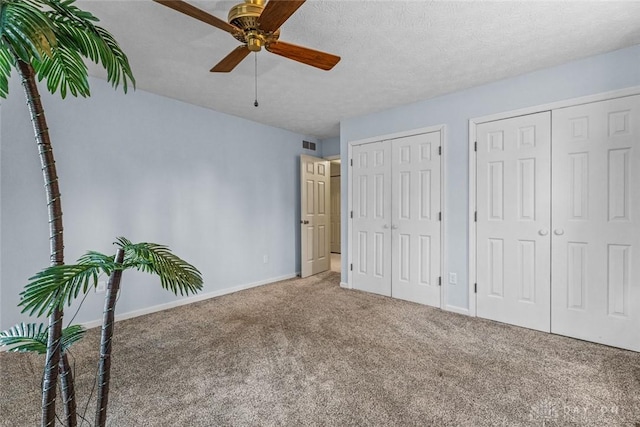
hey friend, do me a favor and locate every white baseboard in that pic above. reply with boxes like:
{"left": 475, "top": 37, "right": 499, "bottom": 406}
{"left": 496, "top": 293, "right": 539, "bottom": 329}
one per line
{"left": 339, "top": 281, "right": 351, "bottom": 289}
{"left": 444, "top": 304, "right": 470, "bottom": 316}
{"left": 80, "top": 273, "right": 298, "bottom": 330}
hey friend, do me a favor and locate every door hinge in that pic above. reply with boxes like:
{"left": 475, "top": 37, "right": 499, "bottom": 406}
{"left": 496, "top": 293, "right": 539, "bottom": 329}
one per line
{"left": 350, "top": 263, "right": 353, "bottom": 271}
{"left": 474, "top": 211, "right": 477, "bottom": 222}
{"left": 438, "top": 146, "right": 442, "bottom": 156}
{"left": 474, "top": 141, "right": 477, "bottom": 151}
{"left": 350, "top": 210, "right": 353, "bottom": 219}
{"left": 438, "top": 212, "right": 442, "bottom": 221}
{"left": 474, "top": 283, "right": 477, "bottom": 293}
{"left": 438, "top": 276, "right": 442, "bottom": 287}
{"left": 350, "top": 159, "right": 353, "bottom": 166}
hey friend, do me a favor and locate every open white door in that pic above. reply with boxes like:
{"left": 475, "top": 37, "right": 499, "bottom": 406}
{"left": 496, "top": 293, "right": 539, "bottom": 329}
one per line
{"left": 476, "top": 112, "right": 551, "bottom": 332}
{"left": 551, "top": 95, "right": 640, "bottom": 351}
{"left": 300, "top": 155, "right": 331, "bottom": 278}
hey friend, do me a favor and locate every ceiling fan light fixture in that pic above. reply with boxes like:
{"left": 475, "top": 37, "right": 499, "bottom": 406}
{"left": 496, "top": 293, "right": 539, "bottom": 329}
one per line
{"left": 247, "top": 32, "right": 263, "bottom": 52}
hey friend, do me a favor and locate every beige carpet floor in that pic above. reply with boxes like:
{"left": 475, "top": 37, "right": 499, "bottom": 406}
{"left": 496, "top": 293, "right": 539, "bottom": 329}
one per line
{"left": 1, "top": 271, "right": 639, "bottom": 426}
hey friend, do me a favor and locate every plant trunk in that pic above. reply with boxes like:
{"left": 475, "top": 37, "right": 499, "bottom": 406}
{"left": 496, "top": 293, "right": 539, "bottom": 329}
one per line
{"left": 59, "top": 354, "right": 77, "bottom": 427}
{"left": 15, "top": 59, "right": 66, "bottom": 427}
{"left": 95, "top": 248, "right": 125, "bottom": 427}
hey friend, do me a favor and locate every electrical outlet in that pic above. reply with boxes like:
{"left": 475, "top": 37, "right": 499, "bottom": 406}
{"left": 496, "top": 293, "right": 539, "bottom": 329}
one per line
{"left": 263, "top": 255, "right": 269, "bottom": 264}
{"left": 448, "top": 273, "right": 457, "bottom": 285}
{"left": 95, "top": 281, "right": 106, "bottom": 293}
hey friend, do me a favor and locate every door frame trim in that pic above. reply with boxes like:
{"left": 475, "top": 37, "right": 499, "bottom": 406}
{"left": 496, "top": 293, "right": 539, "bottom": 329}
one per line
{"left": 468, "top": 85, "right": 640, "bottom": 318}
{"left": 347, "top": 124, "right": 447, "bottom": 309}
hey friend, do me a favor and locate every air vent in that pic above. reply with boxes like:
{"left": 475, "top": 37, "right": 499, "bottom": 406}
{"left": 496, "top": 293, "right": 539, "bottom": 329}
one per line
{"left": 302, "top": 140, "right": 316, "bottom": 151}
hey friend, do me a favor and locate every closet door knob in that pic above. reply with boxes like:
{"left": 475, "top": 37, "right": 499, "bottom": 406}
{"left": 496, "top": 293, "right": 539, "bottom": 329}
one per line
{"left": 383, "top": 224, "right": 389, "bottom": 229}
{"left": 554, "top": 229, "right": 565, "bottom": 236}
{"left": 538, "top": 229, "right": 549, "bottom": 236}
{"left": 392, "top": 224, "right": 398, "bottom": 230}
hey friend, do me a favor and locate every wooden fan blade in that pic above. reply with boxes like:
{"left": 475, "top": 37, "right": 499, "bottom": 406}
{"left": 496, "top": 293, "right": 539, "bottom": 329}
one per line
{"left": 210, "top": 46, "right": 251, "bottom": 72}
{"left": 258, "top": 0, "right": 305, "bottom": 33}
{"left": 266, "top": 41, "right": 340, "bottom": 71}
{"left": 153, "top": 0, "right": 241, "bottom": 35}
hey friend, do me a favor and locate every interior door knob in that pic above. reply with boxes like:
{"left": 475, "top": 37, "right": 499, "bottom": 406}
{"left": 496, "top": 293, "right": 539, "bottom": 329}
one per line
{"left": 300, "top": 220, "right": 309, "bottom": 224}
{"left": 383, "top": 224, "right": 389, "bottom": 229}
{"left": 392, "top": 224, "right": 398, "bottom": 230}
{"left": 538, "top": 229, "right": 549, "bottom": 236}
{"left": 554, "top": 229, "right": 564, "bottom": 236}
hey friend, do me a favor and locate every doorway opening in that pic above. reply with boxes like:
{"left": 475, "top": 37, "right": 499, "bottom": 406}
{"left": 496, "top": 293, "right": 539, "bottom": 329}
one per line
{"left": 329, "top": 159, "right": 341, "bottom": 273}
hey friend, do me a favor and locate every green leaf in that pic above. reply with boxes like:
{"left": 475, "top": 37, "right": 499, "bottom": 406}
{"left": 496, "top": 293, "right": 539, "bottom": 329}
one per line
{"left": 60, "top": 324, "right": 86, "bottom": 352}
{"left": 42, "top": 0, "right": 135, "bottom": 92}
{"left": 0, "top": 0, "right": 134, "bottom": 98}
{"left": 0, "top": 43, "right": 13, "bottom": 97}
{"left": 115, "top": 237, "right": 203, "bottom": 297}
{"left": 0, "top": 322, "right": 47, "bottom": 353}
{"left": 0, "top": 322, "right": 86, "bottom": 354}
{"left": 19, "top": 259, "right": 113, "bottom": 317}
{"left": 18, "top": 236, "right": 201, "bottom": 317}
{"left": 0, "top": 1, "right": 57, "bottom": 62}
{"left": 33, "top": 41, "right": 90, "bottom": 98}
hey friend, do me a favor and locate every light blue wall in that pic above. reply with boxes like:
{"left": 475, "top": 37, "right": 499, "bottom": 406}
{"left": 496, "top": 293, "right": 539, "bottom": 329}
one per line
{"left": 0, "top": 75, "right": 315, "bottom": 329}
{"left": 321, "top": 136, "right": 340, "bottom": 157}
{"left": 340, "top": 44, "right": 640, "bottom": 311}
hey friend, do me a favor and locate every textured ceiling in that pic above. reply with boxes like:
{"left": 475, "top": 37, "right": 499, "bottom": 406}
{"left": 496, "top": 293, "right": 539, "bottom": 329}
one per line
{"left": 78, "top": 1, "right": 640, "bottom": 139}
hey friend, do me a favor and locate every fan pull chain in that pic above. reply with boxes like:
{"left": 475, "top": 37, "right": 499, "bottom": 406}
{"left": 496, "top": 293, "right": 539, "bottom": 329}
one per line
{"left": 254, "top": 52, "right": 259, "bottom": 108}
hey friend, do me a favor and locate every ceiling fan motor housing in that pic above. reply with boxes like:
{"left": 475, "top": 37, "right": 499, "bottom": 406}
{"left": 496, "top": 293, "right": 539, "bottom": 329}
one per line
{"left": 228, "top": 0, "right": 279, "bottom": 51}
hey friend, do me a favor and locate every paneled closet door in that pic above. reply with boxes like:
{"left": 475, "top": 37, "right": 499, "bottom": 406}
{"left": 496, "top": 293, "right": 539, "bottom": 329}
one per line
{"left": 551, "top": 95, "right": 640, "bottom": 351}
{"left": 352, "top": 141, "right": 392, "bottom": 296}
{"left": 476, "top": 112, "right": 551, "bottom": 332}
{"left": 391, "top": 132, "right": 442, "bottom": 307}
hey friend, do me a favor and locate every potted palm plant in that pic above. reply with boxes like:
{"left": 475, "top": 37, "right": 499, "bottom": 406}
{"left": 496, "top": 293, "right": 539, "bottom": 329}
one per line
{"left": 2, "top": 237, "right": 203, "bottom": 427}
{"left": 0, "top": 1, "right": 203, "bottom": 426}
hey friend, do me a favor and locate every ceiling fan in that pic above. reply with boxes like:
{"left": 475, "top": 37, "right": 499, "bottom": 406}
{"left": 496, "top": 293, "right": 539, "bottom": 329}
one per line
{"left": 153, "top": 0, "right": 341, "bottom": 72}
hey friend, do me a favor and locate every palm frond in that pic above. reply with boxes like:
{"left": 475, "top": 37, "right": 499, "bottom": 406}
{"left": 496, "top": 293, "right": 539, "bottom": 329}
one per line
{"left": 33, "top": 41, "right": 89, "bottom": 98}
{"left": 0, "top": 322, "right": 86, "bottom": 354}
{"left": 19, "top": 257, "right": 114, "bottom": 317}
{"left": 0, "top": 322, "right": 47, "bottom": 353}
{"left": 0, "top": 42, "right": 13, "bottom": 97}
{"left": 0, "top": 0, "right": 134, "bottom": 99}
{"left": 60, "top": 324, "right": 85, "bottom": 352}
{"left": 42, "top": 0, "right": 135, "bottom": 92}
{"left": 0, "top": 1, "right": 56, "bottom": 62}
{"left": 93, "top": 25, "right": 134, "bottom": 93}
{"left": 116, "top": 237, "right": 203, "bottom": 297}
{"left": 77, "top": 250, "right": 115, "bottom": 267}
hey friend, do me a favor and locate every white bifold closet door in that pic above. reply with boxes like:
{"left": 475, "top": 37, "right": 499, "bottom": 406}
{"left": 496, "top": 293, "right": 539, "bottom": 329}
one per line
{"left": 352, "top": 141, "right": 393, "bottom": 296}
{"left": 475, "top": 94, "right": 640, "bottom": 351}
{"left": 551, "top": 95, "right": 640, "bottom": 352}
{"left": 476, "top": 112, "right": 552, "bottom": 332}
{"left": 352, "top": 131, "right": 441, "bottom": 307}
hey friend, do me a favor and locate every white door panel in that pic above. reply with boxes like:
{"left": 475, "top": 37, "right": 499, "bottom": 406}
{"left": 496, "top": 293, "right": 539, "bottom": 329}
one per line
{"left": 391, "top": 133, "right": 441, "bottom": 306}
{"left": 352, "top": 141, "right": 392, "bottom": 296}
{"left": 301, "top": 155, "right": 330, "bottom": 278}
{"left": 476, "top": 112, "right": 551, "bottom": 332}
{"left": 551, "top": 95, "right": 640, "bottom": 351}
